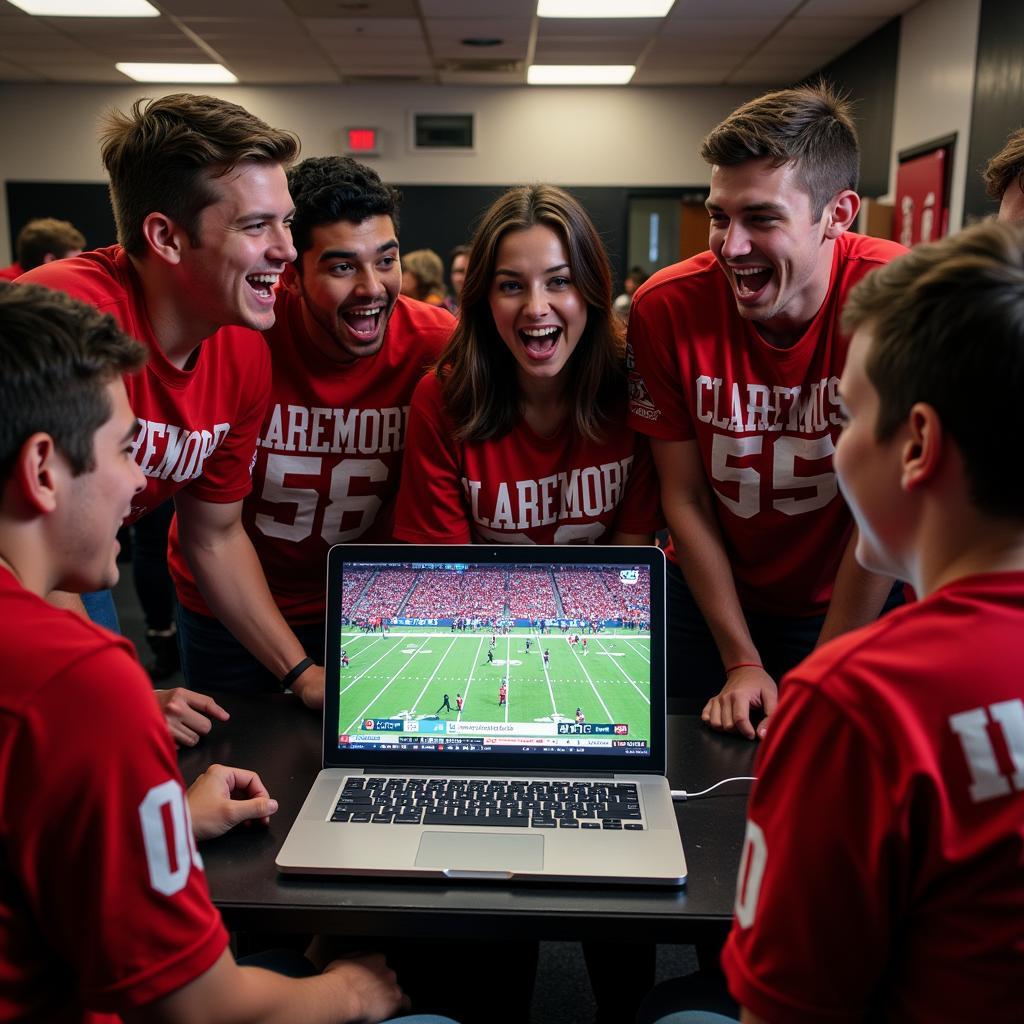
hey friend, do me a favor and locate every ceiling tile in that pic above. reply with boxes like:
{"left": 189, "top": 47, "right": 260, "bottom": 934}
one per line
{"left": 534, "top": 41, "right": 647, "bottom": 62}
{"left": 301, "top": 15, "right": 422, "bottom": 36}
{"left": 659, "top": 17, "right": 779, "bottom": 39}
{"left": 726, "top": 67, "right": 797, "bottom": 84}
{"left": 665, "top": 0, "right": 799, "bottom": 20}
{"left": 425, "top": 17, "right": 533, "bottom": 37}
{"left": 437, "top": 68, "right": 525, "bottom": 84}
{"left": 287, "top": 0, "right": 418, "bottom": 15}
{"left": 422, "top": 0, "right": 536, "bottom": 16}
{"left": 158, "top": 0, "right": 293, "bottom": 15}
{"left": 776, "top": 15, "right": 888, "bottom": 39}
{"left": 800, "top": 0, "right": 915, "bottom": 15}
{"left": 537, "top": 17, "right": 656, "bottom": 37}
{"left": 431, "top": 40, "right": 529, "bottom": 60}
{"left": 632, "top": 66, "right": 730, "bottom": 85}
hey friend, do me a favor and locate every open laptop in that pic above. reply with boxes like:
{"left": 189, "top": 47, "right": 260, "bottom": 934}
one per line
{"left": 276, "top": 544, "right": 686, "bottom": 886}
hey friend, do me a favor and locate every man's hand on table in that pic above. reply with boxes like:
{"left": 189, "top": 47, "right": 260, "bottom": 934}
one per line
{"left": 702, "top": 665, "right": 778, "bottom": 740}
{"left": 187, "top": 763, "right": 278, "bottom": 841}
{"left": 155, "top": 686, "right": 230, "bottom": 746}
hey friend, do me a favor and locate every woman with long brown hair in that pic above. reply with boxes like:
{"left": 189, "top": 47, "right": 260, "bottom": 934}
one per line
{"left": 394, "top": 184, "right": 659, "bottom": 546}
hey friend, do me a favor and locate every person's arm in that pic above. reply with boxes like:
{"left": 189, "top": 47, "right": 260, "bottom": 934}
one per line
{"left": 186, "top": 763, "right": 278, "bottom": 840}
{"left": 173, "top": 491, "right": 324, "bottom": 710}
{"left": 740, "top": 1008, "right": 770, "bottom": 1024}
{"left": 651, "top": 437, "right": 776, "bottom": 740}
{"left": 122, "top": 948, "right": 409, "bottom": 1024}
{"left": 816, "top": 527, "right": 895, "bottom": 647}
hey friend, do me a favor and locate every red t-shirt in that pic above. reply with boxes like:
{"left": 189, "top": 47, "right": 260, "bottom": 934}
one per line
{"left": 627, "top": 233, "right": 905, "bottom": 615}
{"left": 0, "top": 569, "right": 227, "bottom": 1022}
{"left": 393, "top": 371, "right": 662, "bottom": 545}
{"left": 170, "top": 292, "right": 453, "bottom": 623}
{"left": 19, "top": 246, "right": 270, "bottom": 523}
{"left": 0, "top": 262, "right": 22, "bottom": 281}
{"left": 722, "top": 572, "right": 1024, "bottom": 1023}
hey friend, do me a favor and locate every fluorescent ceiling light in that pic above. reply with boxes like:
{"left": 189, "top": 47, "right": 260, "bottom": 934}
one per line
{"left": 538, "top": 0, "right": 674, "bottom": 17}
{"left": 9, "top": 0, "right": 159, "bottom": 15}
{"left": 527, "top": 64, "right": 635, "bottom": 85}
{"left": 116, "top": 63, "right": 238, "bottom": 83}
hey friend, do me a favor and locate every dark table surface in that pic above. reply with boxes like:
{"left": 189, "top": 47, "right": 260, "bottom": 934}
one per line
{"left": 179, "top": 693, "right": 758, "bottom": 943}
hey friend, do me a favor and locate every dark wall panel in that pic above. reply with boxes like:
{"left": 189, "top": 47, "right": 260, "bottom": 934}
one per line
{"left": 806, "top": 18, "right": 901, "bottom": 200}
{"left": 6, "top": 181, "right": 117, "bottom": 257}
{"left": 965, "top": 0, "right": 1024, "bottom": 221}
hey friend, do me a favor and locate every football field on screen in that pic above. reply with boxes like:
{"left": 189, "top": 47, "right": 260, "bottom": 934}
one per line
{"left": 337, "top": 628, "right": 652, "bottom": 742}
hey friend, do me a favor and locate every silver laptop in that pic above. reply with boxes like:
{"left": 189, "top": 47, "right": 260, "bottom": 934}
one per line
{"left": 276, "top": 544, "right": 686, "bottom": 887}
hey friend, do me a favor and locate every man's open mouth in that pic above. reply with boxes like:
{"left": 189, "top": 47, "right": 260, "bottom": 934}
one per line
{"left": 519, "top": 325, "right": 561, "bottom": 359}
{"left": 341, "top": 305, "right": 385, "bottom": 339}
{"left": 246, "top": 273, "right": 278, "bottom": 299}
{"left": 732, "top": 265, "right": 774, "bottom": 297}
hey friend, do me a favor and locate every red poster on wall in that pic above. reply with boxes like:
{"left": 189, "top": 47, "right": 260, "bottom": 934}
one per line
{"left": 893, "top": 145, "right": 951, "bottom": 247}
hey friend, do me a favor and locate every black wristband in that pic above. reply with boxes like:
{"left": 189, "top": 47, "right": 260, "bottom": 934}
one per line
{"left": 279, "top": 656, "right": 315, "bottom": 692}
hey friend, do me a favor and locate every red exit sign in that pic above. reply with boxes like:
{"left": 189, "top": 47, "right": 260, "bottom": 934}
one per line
{"left": 346, "top": 127, "right": 378, "bottom": 154}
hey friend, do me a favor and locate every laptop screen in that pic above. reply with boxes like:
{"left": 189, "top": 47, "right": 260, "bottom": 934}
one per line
{"left": 325, "top": 548, "right": 663, "bottom": 770}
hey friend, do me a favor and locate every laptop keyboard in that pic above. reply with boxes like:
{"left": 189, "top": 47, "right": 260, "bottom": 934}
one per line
{"left": 330, "top": 776, "right": 645, "bottom": 830}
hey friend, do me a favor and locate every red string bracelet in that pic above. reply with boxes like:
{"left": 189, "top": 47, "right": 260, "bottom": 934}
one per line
{"left": 724, "top": 662, "right": 763, "bottom": 674}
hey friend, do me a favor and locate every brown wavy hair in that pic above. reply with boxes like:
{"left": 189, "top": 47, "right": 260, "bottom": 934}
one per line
{"left": 100, "top": 93, "right": 299, "bottom": 256}
{"left": 701, "top": 81, "right": 859, "bottom": 220}
{"left": 437, "top": 184, "right": 624, "bottom": 442}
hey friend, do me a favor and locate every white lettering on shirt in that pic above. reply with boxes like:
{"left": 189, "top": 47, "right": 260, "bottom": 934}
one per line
{"left": 950, "top": 699, "right": 1024, "bottom": 802}
{"left": 259, "top": 405, "right": 409, "bottom": 455}
{"left": 464, "top": 456, "right": 635, "bottom": 531}
{"left": 695, "top": 375, "right": 843, "bottom": 435}
{"left": 130, "top": 419, "right": 231, "bottom": 483}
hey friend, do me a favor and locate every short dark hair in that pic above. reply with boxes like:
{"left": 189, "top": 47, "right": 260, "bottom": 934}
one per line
{"left": 100, "top": 93, "right": 299, "bottom": 256}
{"left": 286, "top": 156, "right": 401, "bottom": 261}
{"left": 0, "top": 283, "right": 146, "bottom": 482}
{"left": 842, "top": 219, "right": 1024, "bottom": 520}
{"left": 449, "top": 243, "right": 470, "bottom": 265}
{"left": 438, "top": 184, "right": 623, "bottom": 443}
{"left": 983, "top": 126, "right": 1024, "bottom": 201}
{"left": 701, "top": 81, "right": 859, "bottom": 220}
{"left": 16, "top": 218, "right": 86, "bottom": 271}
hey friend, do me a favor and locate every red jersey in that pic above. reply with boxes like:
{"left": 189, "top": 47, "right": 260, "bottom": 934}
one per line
{"left": 0, "top": 262, "right": 22, "bottom": 281}
{"left": 722, "top": 573, "right": 1024, "bottom": 1023}
{"left": 393, "top": 372, "right": 662, "bottom": 545}
{"left": 627, "top": 233, "right": 905, "bottom": 615}
{"left": 19, "top": 246, "right": 270, "bottom": 523}
{"left": 0, "top": 569, "right": 227, "bottom": 1022}
{"left": 169, "top": 291, "right": 452, "bottom": 623}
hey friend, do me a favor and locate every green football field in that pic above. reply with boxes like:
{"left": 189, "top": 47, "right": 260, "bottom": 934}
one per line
{"left": 336, "top": 627, "right": 652, "bottom": 742}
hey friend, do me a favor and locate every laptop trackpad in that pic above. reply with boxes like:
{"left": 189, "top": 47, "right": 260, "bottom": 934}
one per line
{"left": 415, "top": 831, "right": 544, "bottom": 872}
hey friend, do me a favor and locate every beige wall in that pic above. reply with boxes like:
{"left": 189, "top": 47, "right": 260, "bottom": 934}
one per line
{"left": 886, "top": 0, "right": 981, "bottom": 231}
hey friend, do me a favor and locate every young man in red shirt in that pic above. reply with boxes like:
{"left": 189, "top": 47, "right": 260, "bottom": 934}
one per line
{"left": 0, "top": 216, "right": 85, "bottom": 280}
{"left": 0, "top": 282, "right": 443, "bottom": 1023}
{"left": 627, "top": 83, "right": 906, "bottom": 739}
{"left": 644, "top": 219, "right": 1024, "bottom": 1024}
{"left": 20, "top": 93, "right": 331, "bottom": 721}
{"left": 167, "top": 156, "right": 452, "bottom": 690}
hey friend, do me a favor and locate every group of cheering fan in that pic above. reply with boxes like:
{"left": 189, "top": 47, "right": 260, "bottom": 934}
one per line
{"left": 0, "top": 77, "right": 1022, "bottom": 1024}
